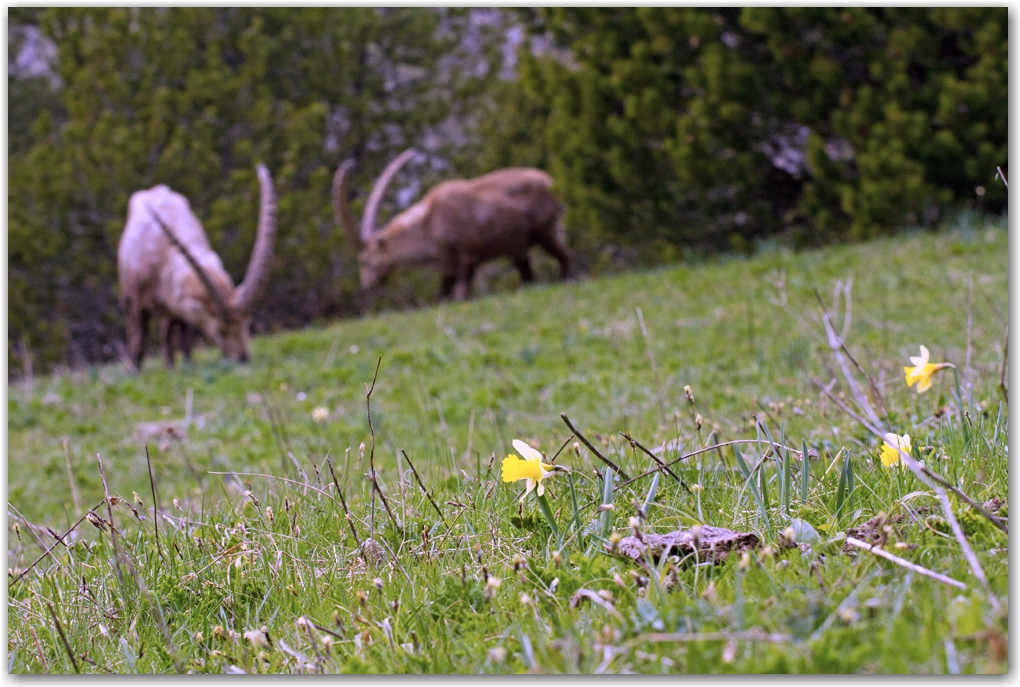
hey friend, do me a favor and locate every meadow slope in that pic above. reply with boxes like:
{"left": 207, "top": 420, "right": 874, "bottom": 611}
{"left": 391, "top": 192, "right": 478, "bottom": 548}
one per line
{"left": 7, "top": 220, "right": 1009, "bottom": 673}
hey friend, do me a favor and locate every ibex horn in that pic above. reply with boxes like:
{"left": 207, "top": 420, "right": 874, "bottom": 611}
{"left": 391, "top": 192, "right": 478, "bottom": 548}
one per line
{"left": 332, "top": 158, "right": 362, "bottom": 249}
{"left": 361, "top": 147, "right": 418, "bottom": 241}
{"left": 147, "top": 204, "right": 232, "bottom": 321}
{"left": 233, "top": 163, "right": 277, "bottom": 314}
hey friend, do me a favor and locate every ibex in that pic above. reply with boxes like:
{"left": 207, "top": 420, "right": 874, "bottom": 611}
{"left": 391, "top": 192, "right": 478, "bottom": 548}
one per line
{"left": 333, "top": 149, "right": 573, "bottom": 301}
{"left": 117, "top": 164, "right": 277, "bottom": 369}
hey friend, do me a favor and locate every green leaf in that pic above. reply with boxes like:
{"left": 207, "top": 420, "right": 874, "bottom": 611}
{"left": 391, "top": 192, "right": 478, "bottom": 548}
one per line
{"left": 734, "top": 445, "right": 769, "bottom": 530}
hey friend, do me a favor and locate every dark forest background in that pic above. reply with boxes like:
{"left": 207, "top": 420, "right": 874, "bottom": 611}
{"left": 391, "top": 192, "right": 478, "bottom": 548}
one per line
{"left": 8, "top": 8, "right": 1007, "bottom": 374}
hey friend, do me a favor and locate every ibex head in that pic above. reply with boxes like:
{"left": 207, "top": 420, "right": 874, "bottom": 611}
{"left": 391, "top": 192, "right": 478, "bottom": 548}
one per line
{"left": 148, "top": 164, "right": 277, "bottom": 363}
{"left": 333, "top": 148, "right": 422, "bottom": 289}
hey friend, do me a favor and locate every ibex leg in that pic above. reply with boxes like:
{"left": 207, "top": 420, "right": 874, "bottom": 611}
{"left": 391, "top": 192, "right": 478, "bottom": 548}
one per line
{"left": 536, "top": 227, "right": 574, "bottom": 280}
{"left": 514, "top": 256, "right": 535, "bottom": 283}
{"left": 179, "top": 322, "right": 194, "bottom": 362}
{"left": 125, "top": 303, "right": 149, "bottom": 371}
{"left": 438, "top": 273, "right": 457, "bottom": 301}
{"left": 453, "top": 256, "right": 477, "bottom": 302}
{"left": 160, "top": 318, "right": 177, "bottom": 369}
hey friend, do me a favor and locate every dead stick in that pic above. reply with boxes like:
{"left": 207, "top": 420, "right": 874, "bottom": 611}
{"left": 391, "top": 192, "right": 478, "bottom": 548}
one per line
{"left": 325, "top": 457, "right": 361, "bottom": 546}
{"left": 364, "top": 355, "right": 402, "bottom": 536}
{"left": 845, "top": 537, "right": 966, "bottom": 589}
{"left": 560, "top": 413, "right": 630, "bottom": 481}
{"left": 620, "top": 432, "right": 690, "bottom": 492}
{"left": 95, "top": 453, "right": 127, "bottom": 594}
{"left": 401, "top": 449, "right": 445, "bottom": 523}
{"left": 46, "top": 601, "right": 79, "bottom": 673}
{"left": 145, "top": 445, "right": 162, "bottom": 560}
{"left": 28, "top": 625, "right": 49, "bottom": 672}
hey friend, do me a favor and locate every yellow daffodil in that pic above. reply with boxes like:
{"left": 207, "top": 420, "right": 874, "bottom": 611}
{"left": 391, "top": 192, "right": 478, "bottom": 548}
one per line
{"left": 501, "top": 439, "right": 568, "bottom": 502}
{"left": 904, "top": 345, "right": 953, "bottom": 393}
{"left": 879, "top": 433, "right": 912, "bottom": 467}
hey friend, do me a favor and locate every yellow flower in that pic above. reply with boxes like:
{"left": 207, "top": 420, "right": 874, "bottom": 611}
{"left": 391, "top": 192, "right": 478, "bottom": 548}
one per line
{"left": 880, "top": 433, "right": 912, "bottom": 467}
{"left": 501, "top": 439, "right": 568, "bottom": 502}
{"left": 904, "top": 345, "right": 953, "bottom": 393}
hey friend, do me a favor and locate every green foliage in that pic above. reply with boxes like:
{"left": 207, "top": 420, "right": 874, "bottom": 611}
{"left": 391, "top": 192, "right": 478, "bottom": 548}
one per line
{"left": 496, "top": 8, "right": 1006, "bottom": 255}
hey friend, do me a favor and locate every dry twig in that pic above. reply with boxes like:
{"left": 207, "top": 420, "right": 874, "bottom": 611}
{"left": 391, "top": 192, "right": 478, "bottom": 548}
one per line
{"left": 401, "top": 449, "right": 445, "bottom": 523}
{"left": 845, "top": 536, "right": 966, "bottom": 589}
{"left": 560, "top": 413, "right": 630, "bottom": 480}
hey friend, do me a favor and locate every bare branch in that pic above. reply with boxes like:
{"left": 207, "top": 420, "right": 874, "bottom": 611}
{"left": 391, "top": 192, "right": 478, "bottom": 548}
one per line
{"left": 846, "top": 537, "right": 966, "bottom": 589}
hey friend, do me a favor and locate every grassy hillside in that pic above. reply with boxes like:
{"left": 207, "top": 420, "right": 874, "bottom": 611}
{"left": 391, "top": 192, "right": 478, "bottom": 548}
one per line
{"left": 8, "top": 221, "right": 1009, "bottom": 673}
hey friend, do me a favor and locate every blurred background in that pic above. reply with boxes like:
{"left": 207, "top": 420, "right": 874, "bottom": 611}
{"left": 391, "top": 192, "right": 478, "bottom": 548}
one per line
{"left": 8, "top": 8, "right": 1007, "bottom": 375}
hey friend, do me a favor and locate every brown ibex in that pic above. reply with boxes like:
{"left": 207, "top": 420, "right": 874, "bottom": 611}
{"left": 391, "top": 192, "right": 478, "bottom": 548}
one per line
{"left": 117, "top": 164, "right": 277, "bottom": 369}
{"left": 333, "top": 149, "right": 573, "bottom": 301}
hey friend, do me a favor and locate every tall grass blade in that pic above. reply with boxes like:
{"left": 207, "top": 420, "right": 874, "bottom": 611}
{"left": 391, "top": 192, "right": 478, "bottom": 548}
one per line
{"left": 836, "top": 451, "right": 853, "bottom": 522}
{"left": 801, "top": 439, "right": 810, "bottom": 503}
{"left": 642, "top": 472, "right": 660, "bottom": 518}
{"left": 733, "top": 445, "right": 769, "bottom": 530}
{"left": 756, "top": 421, "right": 772, "bottom": 516}
{"left": 599, "top": 466, "right": 614, "bottom": 540}
{"left": 781, "top": 422, "right": 791, "bottom": 516}
{"left": 536, "top": 493, "right": 562, "bottom": 550}
{"left": 567, "top": 471, "right": 581, "bottom": 534}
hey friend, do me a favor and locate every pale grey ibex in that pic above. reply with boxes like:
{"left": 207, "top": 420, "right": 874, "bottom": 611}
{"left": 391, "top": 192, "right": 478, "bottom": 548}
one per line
{"left": 333, "top": 149, "right": 574, "bottom": 301}
{"left": 117, "top": 164, "right": 277, "bottom": 369}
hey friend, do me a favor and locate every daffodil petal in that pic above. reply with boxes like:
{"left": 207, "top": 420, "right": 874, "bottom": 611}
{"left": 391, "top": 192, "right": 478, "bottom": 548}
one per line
{"left": 512, "top": 440, "right": 543, "bottom": 463}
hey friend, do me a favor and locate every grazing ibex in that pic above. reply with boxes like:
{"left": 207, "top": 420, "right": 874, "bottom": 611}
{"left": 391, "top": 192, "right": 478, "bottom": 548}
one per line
{"left": 333, "top": 149, "right": 573, "bottom": 301}
{"left": 117, "top": 164, "right": 277, "bottom": 369}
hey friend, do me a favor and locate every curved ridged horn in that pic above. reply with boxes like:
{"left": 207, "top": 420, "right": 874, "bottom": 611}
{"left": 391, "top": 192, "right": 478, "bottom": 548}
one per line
{"left": 332, "top": 158, "right": 362, "bottom": 249}
{"left": 233, "top": 163, "right": 277, "bottom": 314}
{"left": 147, "top": 204, "right": 232, "bottom": 321}
{"left": 361, "top": 147, "right": 417, "bottom": 241}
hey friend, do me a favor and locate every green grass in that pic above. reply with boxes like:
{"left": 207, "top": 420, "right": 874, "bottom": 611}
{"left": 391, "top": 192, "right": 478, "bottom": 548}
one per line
{"left": 8, "top": 221, "right": 1009, "bottom": 673}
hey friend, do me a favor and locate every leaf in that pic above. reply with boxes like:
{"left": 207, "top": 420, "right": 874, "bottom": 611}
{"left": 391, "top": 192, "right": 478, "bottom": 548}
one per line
{"left": 642, "top": 472, "right": 660, "bottom": 518}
